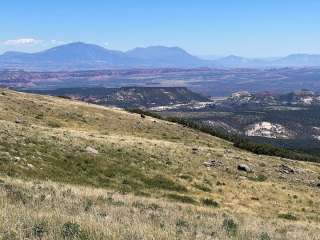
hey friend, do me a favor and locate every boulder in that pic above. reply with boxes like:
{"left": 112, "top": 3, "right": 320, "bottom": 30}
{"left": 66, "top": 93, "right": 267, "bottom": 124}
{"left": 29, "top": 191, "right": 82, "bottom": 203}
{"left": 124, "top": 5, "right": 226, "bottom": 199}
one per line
{"left": 237, "top": 164, "right": 252, "bottom": 172}
{"left": 279, "top": 164, "right": 295, "bottom": 174}
{"left": 27, "top": 163, "right": 34, "bottom": 169}
{"left": 86, "top": 146, "right": 99, "bottom": 154}
{"left": 203, "top": 159, "right": 222, "bottom": 167}
{"left": 15, "top": 117, "right": 24, "bottom": 124}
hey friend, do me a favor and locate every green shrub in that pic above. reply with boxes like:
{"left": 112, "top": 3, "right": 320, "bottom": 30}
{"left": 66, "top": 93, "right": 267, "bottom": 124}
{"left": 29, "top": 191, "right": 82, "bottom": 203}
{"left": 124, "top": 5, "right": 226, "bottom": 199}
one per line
{"left": 47, "top": 119, "right": 63, "bottom": 128}
{"left": 101, "top": 196, "right": 125, "bottom": 206}
{"left": 194, "top": 183, "right": 211, "bottom": 192}
{"left": 278, "top": 212, "right": 298, "bottom": 221}
{"left": 248, "top": 174, "right": 268, "bottom": 182}
{"left": 132, "top": 201, "right": 162, "bottom": 211}
{"left": 222, "top": 218, "right": 238, "bottom": 236}
{"left": 143, "top": 175, "right": 187, "bottom": 192}
{"left": 176, "top": 219, "right": 189, "bottom": 234}
{"left": 4, "top": 184, "right": 32, "bottom": 205}
{"left": 201, "top": 198, "right": 219, "bottom": 208}
{"left": 83, "top": 198, "right": 93, "bottom": 212}
{"left": 166, "top": 193, "right": 197, "bottom": 204}
{"left": 62, "top": 222, "right": 80, "bottom": 239}
{"left": 260, "top": 232, "right": 271, "bottom": 240}
{"left": 32, "top": 222, "right": 47, "bottom": 239}
{"left": 35, "top": 113, "right": 44, "bottom": 119}
{"left": 178, "top": 174, "right": 193, "bottom": 181}
{"left": 176, "top": 219, "right": 189, "bottom": 228}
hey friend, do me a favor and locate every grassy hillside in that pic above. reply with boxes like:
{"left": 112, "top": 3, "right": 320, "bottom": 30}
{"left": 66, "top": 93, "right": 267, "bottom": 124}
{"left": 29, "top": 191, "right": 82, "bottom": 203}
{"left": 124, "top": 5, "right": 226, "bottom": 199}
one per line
{"left": 1, "top": 89, "right": 320, "bottom": 239}
{"left": 1, "top": 177, "right": 320, "bottom": 240}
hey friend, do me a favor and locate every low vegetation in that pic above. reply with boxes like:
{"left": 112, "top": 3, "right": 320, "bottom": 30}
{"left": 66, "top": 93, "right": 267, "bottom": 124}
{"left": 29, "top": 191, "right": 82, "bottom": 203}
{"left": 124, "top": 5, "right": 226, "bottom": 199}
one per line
{"left": 128, "top": 109, "right": 320, "bottom": 163}
{"left": 1, "top": 89, "right": 320, "bottom": 239}
{"left": 1, "top": 177, "right": 320, "bottom": 240}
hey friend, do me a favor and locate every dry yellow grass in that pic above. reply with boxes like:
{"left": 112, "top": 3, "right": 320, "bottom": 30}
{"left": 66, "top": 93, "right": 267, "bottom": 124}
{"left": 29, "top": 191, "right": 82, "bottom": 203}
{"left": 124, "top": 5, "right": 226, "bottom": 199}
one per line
{"left": 1, "top": 176, "right": 320, "bottom": 240}
{"left": 0, "top": 89, "right": 320, "bottom": 239}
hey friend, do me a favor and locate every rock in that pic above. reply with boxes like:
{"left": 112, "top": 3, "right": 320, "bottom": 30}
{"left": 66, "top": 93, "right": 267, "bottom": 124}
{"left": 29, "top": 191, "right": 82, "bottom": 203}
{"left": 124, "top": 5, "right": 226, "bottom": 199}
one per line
{"left": 15, "top": 117, "right": 24, "bottom": 124}
{"left": 86, "top": 146, "right": 99, "bottom": 154}
{"left": 27, "top": 163, "right": 34, "bottom": 169}
{"left": 237, "top": 164, "right": 252, "bottom": 172}
{"left": 203, "top": 159, "right": 222, "bottom": 167}
{"left": 192, "top": 148, "right": 198, "bottom": 154}
{"left": 238, "top": 176, "right": 247, "bottom": 180}
{"left": 216, "top": 181, "right": 225, "bottom": 186}
{"left": 279, "top": 164, "right": 295, "bottom": 174}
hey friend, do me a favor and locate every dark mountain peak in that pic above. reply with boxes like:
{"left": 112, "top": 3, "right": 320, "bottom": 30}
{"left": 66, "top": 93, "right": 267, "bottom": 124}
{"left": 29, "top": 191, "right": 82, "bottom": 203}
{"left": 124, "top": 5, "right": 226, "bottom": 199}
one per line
{"left": 129, "top": 45, "right": 185, "bottom": 51}
{"left": 216, "top": 55, "right": 250, "bottom": 66}
{"left": 0, "top": 42, "right": 210, "bottom": 69}
{"left": 29, "top": 42, "right": 127, "bottom": 65}
{"left": 125, "top": 45, "right": 205, "bottom": 67}
{"left": 2, "top": 41, "right": 320, "bottom": 70}
{"left": 126, "top": 45, "right": 194, "bottom": 59}
{"left": 223, "top": 55, "right": 243, "bottom": 60}
{"left": 40, "top": 41, "right": 110, "bottom": 54}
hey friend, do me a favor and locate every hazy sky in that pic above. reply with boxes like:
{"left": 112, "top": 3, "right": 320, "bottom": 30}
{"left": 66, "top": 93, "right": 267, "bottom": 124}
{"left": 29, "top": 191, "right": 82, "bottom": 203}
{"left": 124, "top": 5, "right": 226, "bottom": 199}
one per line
{"left": 1, "top": 0, "right": 319, "bottom": 57}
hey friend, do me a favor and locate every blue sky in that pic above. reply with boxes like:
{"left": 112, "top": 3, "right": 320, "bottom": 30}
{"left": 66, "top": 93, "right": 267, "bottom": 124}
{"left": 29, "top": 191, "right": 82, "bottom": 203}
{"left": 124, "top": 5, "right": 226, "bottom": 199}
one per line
{"left": 0, "top": 0, "right": 319, "bottom": 57}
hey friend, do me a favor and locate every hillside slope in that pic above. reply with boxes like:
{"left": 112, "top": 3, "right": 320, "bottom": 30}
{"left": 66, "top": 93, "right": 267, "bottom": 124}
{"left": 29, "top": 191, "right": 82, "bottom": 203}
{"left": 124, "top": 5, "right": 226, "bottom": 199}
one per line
{"left": 1, "top": 89, "right": 320, "bottom": 238}
{"left": 28, "top": 86, "right": 209, "bottom": 108}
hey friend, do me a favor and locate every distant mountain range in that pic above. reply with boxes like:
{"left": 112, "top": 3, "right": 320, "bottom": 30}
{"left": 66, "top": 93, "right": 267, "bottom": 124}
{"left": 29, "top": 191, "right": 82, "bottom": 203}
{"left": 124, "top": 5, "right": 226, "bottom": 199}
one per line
{"left": 1, "top": 42, "right": 320, "bottom": 70}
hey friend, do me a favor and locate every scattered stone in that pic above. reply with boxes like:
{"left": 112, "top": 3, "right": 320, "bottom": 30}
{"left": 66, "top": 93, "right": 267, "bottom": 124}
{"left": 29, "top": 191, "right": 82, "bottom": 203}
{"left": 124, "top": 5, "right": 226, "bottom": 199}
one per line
{"left": 259, "top": 162, "right": 266, "bottom": 167}
{"left": 216, "top": 181, "right": 225, "bottom": 186}
{"left": 86, "top": 146, "right": 99, "bottom": 154}
{"left": 27, "top": 163, "right": 34, "bottom": 169}
{"left": 238, "top": 176, "right": 247, "bottom": 180}
{"left": 294, "top": 167, "right": 305, "bottom": 174}
{"left": 237, "top": 164, "right": 252, "bottom": 173}
{"left": 279, "top": 164, "right": 295, "bottom": 174}
{"left": 15, "top": 117, "right": 24, "bottom": 124}
{"left": 203, "top": 159, "right": 222, "bottom": 167}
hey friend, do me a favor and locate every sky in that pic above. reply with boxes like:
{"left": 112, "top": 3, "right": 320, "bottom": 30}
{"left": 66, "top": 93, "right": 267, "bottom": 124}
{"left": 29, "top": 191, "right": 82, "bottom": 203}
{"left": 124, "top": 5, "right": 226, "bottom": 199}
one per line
{"left": 0, "top": 0, "right": 319, "bottom": 57}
